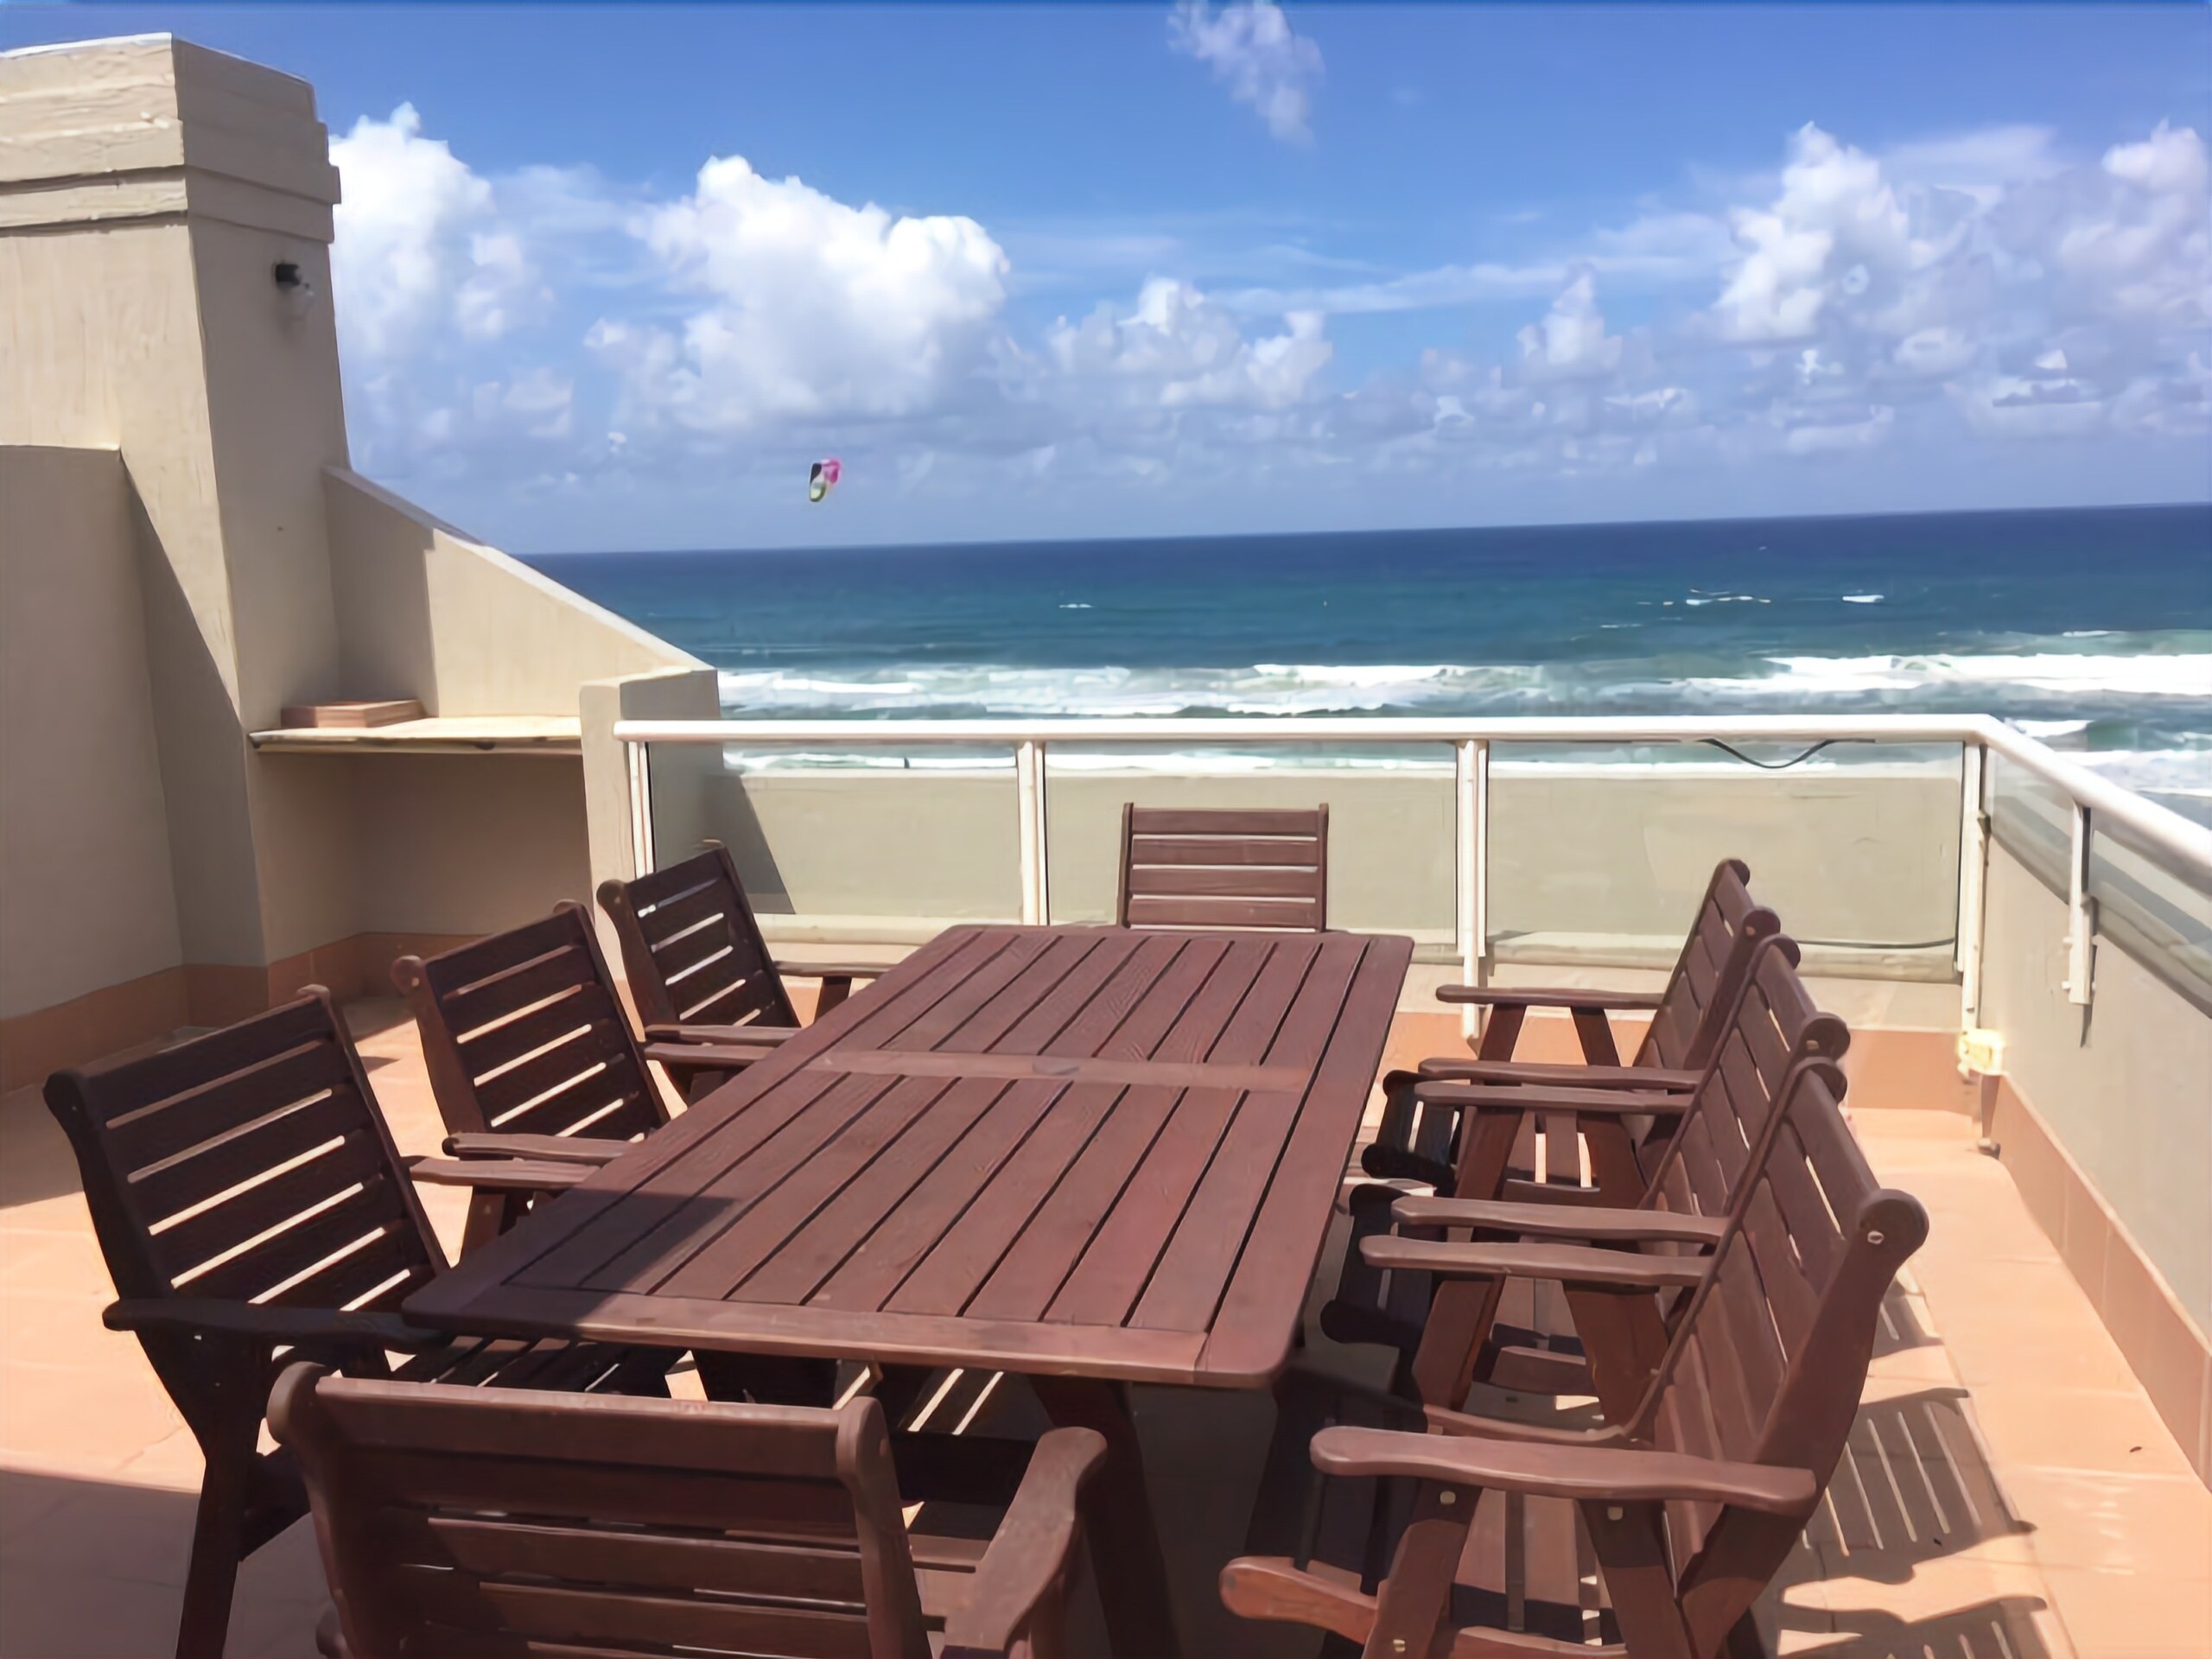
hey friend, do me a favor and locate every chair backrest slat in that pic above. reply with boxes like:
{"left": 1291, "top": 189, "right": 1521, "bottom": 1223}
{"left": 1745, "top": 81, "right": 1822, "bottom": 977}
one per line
{"left": 1630, "top": 859, "right": 1780, "bottom": 1072}
{"left": 43, "top": 990, "right": 443, "bottom": 1315}
{"left": 600, "top": 843, "right": 801, "bottom": 1032}
{"left": 272, "top": 1372, "right": 933, "bottom": 1659}
{"left": 395, "top": 904, "right": 668, "bottom": 1146}
{"left": 1644, "top": 1057, "right": 1925, "bottom": 1642}
{"left": 1116, "top": 804, "right": 1329, "bottom": 931}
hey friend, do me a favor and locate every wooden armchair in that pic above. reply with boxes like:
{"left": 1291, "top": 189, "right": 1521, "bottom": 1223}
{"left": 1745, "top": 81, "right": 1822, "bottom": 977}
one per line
{"left": 599, "top": 841, "right": 888, "bottom": 1038}
{"left": 270, "top": 1373, "right": 1105, "bottom": 1659}
{"left": 393, "top": 903, "right": 791, "bottom": 1247}
{"left": 41, "top": 990, "right": 677, "bottom": 1659}
{"left": 1117, "top": 804, "right": 1329, "bottom": 931}
{"left": 1365, "top": 858, "right": 1781, "bottom": 1191}
{"left": 1225, "top": 1055, "right": 1927, "bottom": 1659}
{"left": 1324, "top": 933, "right": 1841, "bottom": 1404}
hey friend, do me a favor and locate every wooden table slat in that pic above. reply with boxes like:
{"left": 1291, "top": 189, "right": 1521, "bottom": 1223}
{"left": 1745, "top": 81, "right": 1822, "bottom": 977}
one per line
{"left": 861, "top": 930, "right": 1067, "bottom": 1054}
{"left": 1122, "top": 935, "right": 1367, "bottom": 1334}
{"left": 1194, "top": 939, "right": 1416, "bottom": 1383}
{"left": 656, "top": 1072, "right": 966, "bottom": 1300}
{"left": 800, "top": 1050, "right": 1310, "bottom": 1092}
{"left": 988, "top": 930, "right": 1153, "bottom": 1055}
{"left": 1040, "top": 934, "right": 1329, "bottom": 1329}
{"left": 451, "top": 1283, "right": 1210, "bottom": 1382}
{"left": 951, "top": 936, "right": 1251, "bottom": 1323}
{"left": 582, "top": 1071, "right": 900, "bottom": 1294}
{"left": 737, "top": 1074, "right": 1027, "bottom": 1306}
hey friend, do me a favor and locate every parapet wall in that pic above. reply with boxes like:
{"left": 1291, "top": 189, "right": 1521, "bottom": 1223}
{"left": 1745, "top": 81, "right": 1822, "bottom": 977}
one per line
{"left": 1980, "top": 837, "right": 2212, "bottom": 1480}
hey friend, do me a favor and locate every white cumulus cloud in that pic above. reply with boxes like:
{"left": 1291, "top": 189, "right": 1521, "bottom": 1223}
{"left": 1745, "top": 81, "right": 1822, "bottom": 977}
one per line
{"left": 330, "top": 105, "right": 543, "bottom": 362}
{"left": 599, "top": 156, "right": 1010, "bottom": 433}
{"left": 1169, "top": 2, "right": 1325, "bottom": 144}
{"left": 1044, "top": 277, "right": 1332, "bottom": 410}
{"left": 1516, "top": 270, "right": 1624, "bottom": 379}
{"left": 1712, "top": 125, "right": 1915, "bottom": 343}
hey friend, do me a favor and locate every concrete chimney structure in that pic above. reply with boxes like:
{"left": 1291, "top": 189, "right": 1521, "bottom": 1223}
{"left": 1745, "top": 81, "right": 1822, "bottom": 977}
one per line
{"left": 0, "top": 35, "right": 711, "bottom": 1087}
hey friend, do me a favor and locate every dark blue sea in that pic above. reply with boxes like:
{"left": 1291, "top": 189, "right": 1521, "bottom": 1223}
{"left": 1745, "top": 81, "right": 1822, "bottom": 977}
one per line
{"left": 529, "top": 504, "right": 2212, "bottom": 809}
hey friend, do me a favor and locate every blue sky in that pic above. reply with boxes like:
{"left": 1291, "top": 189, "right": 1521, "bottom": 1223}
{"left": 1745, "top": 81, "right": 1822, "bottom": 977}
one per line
{"left": 9, "top": 3, "right": 2210, "bottom": 550}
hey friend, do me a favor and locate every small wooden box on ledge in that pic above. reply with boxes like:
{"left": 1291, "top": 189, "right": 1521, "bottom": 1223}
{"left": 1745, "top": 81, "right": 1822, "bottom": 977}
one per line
{"left": 279, "top": 699, "right": 426, "bottom": 730}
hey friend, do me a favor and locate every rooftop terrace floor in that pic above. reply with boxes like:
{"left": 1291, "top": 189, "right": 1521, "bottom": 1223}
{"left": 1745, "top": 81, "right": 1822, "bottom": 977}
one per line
{"left": 1, "top": 1005, "right": 2204, "bottom": 1657}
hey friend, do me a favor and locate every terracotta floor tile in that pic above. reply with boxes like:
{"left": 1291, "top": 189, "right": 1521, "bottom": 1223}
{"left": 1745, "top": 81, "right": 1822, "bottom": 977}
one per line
{"left": 1924, "top": 1313, "right": 2145, "bottom": 1395}
{"left": 0, "top": 1560, "right": 189, "bottom": 1658}
{"left": 0, "top": 1361, "right": 184, "bottom": 1473}
{"left": 0, "top": 1468, "right": 70, "bottom": 1545}
{"left": 0, "top": 1232, "right": 114, "bottom": 1299}
{"left": 1968, "top": 1383, "right": 2200, "bottom": 1481}
{"left": 4, "top": 1475, "right": 199, "bottom": 1587}
{"left": 1811, "top": 1554, "right": 2073, "bottom": 1658}
{"left": 113, "top": 1424, "right": 207, "bottom": 1491}
{"left": 0, "top": 1288, "right": 130, "bottom": 1371}
{"left": 1998, "top": 1466, "right": 2212, "bottom": 1576}
{"left": 2038, "top": 1564, "right": 2212, "bottom": 1658}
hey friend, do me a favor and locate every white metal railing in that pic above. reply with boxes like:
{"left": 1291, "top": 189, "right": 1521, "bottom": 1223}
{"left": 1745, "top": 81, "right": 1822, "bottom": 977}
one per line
{"left": 612, "top": 712, "right": 2212, "bottom": 1027}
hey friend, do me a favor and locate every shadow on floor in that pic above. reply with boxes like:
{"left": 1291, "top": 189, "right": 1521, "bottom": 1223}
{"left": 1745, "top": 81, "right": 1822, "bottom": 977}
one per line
{"left": 1768, "top": 1595, "right": 2056, "bottom": 1659}
{"left": 0, "top": 1086, "right": 86, "bottom": 1210}
{"left": 0, "top": 1467, "right": 325, "bottom": 1658}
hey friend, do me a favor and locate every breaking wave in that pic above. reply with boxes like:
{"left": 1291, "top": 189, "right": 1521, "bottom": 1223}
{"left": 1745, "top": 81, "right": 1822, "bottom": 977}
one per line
{"left": 719, "top": 651, "right": 2212, "bottom": 720}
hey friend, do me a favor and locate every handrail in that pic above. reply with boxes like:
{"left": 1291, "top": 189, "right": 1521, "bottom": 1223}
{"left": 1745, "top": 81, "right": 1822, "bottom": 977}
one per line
{"left": 613, "top": 712, "right": 2212, "bottom": 881}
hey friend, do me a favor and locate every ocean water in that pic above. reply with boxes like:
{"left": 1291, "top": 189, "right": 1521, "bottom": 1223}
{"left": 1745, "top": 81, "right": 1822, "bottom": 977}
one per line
{"left": 530, "top": 504, "right": 2212, "bottom": 811}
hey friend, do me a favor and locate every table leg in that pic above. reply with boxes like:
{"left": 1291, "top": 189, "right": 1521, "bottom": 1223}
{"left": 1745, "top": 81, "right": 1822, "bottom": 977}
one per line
{"left": 1029, "top": 1375, "right": 1183, "bottom": 1659}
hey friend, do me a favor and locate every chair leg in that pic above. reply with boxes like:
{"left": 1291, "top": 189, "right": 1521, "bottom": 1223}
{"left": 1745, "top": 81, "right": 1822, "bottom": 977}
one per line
{"left": 458, "top": 1189, "right": 512, "bottom": 1257}
{"left": 1725, "top": 1609, "right": 1770, "bottom": 1659}
{"left": 174, "top": 1353, "right": 270, "bottom": 1659}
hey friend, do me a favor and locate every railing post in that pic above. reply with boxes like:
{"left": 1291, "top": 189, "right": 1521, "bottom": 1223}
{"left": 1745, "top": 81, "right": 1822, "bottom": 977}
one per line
{"left": 2064, "top": 801, "right": 2094, "bottom": 1007}
{"left": 1015, "top": 739, "right": 1049, "bottom": 925}
{"left": 625, "top": 738, "right": 655, "bottom": 879}
{"left": 1456, "top": 739, "right": 1490, "bottom": 1040}
{"left": 1955, "top": 741, "right": 1987, "bottom": 1033}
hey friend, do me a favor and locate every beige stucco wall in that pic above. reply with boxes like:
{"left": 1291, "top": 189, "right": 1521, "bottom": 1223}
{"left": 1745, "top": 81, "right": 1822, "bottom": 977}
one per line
{"left": 325, "top": 469, "right": 696, "bottom": 717}
{"left": 344, "top": 756, "right": 594, "bottom": 936}
{"left": 1, "top": 36, "right": 348, "bottom": 969}
{"left": 1981, "top": 840, "right": 2212, "bottom": 1331}
{"left": 0, "top": 448, "right": 184, "bottom": 1018}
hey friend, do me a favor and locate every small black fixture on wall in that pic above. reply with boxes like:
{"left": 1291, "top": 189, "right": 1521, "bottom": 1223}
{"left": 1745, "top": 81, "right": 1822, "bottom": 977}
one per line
{"left": 273, "top": 260, "right": 317, "bottom": 318}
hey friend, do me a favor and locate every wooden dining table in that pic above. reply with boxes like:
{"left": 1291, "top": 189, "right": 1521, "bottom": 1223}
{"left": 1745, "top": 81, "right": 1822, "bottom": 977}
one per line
{"left": 407, "top": 920, "right": 1413, "bottom": 1657}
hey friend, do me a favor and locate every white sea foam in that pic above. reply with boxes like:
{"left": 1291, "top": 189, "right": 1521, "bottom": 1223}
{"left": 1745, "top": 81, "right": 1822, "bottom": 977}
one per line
{"left": 1725, "top": 653, "right": 2212, "bottom": 698}
{"left": 1841, "top": 594, "right": 1885, "bottom": 604}
{"left": 718, "top": 652, "right": 2212, "bottom": 720}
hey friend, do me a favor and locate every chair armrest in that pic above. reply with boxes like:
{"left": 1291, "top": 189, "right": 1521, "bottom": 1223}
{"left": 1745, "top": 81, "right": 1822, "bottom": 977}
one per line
{"left": 406, "top": 1156, "right": 590, "bottom": 1193}
{"left": 769, "top": 960, "right": 887, "bottom": 982}
{"left": 1414, "top": 1081, "right": 1693, "bottom": 1117}
{"left": 1435, "top": 985, "right": 1666, "bottom": 1012}
{"left": 105, "top": 1298, "right": 446, "bottom": 1352}
{"left": 1389, "top": 1196, "right": 1728, "bottom": 1247}
{"left": 640, "top": 1041, "right": 775, "bottom": 1072}
{"left": 1309, "top": 1426, "right": 1818, "bottom": 1515}
{"left": 942, "top": 1427, "right": 1108, "bottom": 1657}
{"left": 644, "top": 1023, "right": 798, "bottom": 1046}
{"left": 1415, "top": 1060, "right": 1700, "bottom": 1091}
{"left": 442, "top": 1132, "right": 629, "bottom": 1166}
{"left": 1360, "top": 1235, "right": 1707, "bottom": 1289}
